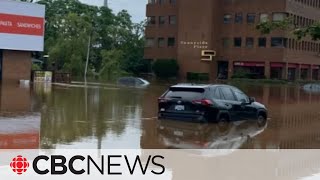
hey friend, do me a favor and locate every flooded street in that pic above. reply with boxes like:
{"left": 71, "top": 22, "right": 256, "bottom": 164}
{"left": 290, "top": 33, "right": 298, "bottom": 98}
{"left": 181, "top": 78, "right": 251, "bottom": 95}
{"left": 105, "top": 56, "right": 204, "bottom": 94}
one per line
{"left": 1, "top": 81, "right": 320, "bottom": 149}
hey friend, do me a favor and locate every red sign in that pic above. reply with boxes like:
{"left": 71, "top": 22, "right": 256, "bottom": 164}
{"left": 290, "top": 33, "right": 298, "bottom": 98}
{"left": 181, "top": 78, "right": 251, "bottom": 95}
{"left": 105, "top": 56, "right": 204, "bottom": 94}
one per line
{"left": 0, "top": 13, "right": 44, "bottom": 36}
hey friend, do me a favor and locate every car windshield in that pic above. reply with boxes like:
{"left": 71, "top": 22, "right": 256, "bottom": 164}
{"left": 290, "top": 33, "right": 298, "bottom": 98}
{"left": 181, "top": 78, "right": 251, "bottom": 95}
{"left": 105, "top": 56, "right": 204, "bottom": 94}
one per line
{"left": 165, "top": 87, "right": 205, "bottom": 100}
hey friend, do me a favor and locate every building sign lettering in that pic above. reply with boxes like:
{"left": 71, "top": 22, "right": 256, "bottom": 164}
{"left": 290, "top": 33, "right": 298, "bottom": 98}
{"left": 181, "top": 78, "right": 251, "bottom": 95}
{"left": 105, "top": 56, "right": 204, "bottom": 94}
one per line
{"left": 180, "top": 41, "right": 208, "bottom": 49}
{"left": 201, "top": 50, "right": 216, "bottom": 61}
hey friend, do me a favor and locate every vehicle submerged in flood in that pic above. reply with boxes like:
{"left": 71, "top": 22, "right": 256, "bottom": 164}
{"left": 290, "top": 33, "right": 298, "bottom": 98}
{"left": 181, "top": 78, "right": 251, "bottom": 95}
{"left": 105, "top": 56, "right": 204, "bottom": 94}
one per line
{"left": 158, "top": 84, "right": 268, "bottom": 123}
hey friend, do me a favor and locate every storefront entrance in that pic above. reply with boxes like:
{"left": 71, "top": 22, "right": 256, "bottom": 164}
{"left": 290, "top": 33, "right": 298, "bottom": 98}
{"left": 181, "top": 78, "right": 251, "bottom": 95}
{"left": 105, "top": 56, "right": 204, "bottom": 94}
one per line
{"left": 217, "top": 61, "right": 228, "bottom": 79}
{"left": 312, "top": 66, "right": 319, "bottom": 80}
{"left": 233, "top": 62, "right": 265, "bottom": 79}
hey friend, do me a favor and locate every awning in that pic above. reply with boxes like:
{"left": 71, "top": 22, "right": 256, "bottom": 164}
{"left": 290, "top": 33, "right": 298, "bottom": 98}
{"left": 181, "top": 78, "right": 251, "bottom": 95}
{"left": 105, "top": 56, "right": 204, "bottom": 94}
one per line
{"left": 270, "top": 62, "right": 285, "bottom": 68}
{"left": 301, "top": 64, "right": 310, "bottom": 69}
{"left": 288, "top": 63, "right": 298, "bottom": 68}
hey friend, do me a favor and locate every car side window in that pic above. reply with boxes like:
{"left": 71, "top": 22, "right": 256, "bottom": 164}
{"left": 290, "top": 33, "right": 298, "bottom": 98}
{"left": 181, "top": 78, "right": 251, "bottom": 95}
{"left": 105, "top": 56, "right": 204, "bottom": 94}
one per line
{"left": 234, "top": 91, "right": 249, "bottom": 103}
{"left": 220, "top": 87, "right": 237, "bottom": 101}
{"left": 212, "top": 88, "right": 223, "bottom": 99}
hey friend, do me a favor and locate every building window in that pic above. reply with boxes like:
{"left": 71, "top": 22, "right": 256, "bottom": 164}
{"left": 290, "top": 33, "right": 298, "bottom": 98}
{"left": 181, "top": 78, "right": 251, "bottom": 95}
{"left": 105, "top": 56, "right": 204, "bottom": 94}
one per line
{"left": 170, "top": 0, "right": 176, "bottom": 4}
{"left": 169, "top": 15, "right": 176, "bottom": 25}
{"left": 158, "top": 38, "right": 165, "bottom": 47}
{"left": 260, "top": 13, "right": 269, "bottom": 22}
{"left": 271, "top": 37, "right": 285, "bottom": 47}
{"left": 258, "top": 37, "right": 267, "bottom": 47}
{"left": 246, "top": 37, "right": 254, "bottom": 48}
{"left": 234, "top": 37, "right": 242, "bottom": 47}
{"left": 159, "top": 16, "right": 166, "bottom": 25}
{"left": 148, "top": 0, "right": 157, "bottom": 4}
{"left": 145, "top": 38, "right": 154, "bottom": 47}
{"left": 222, "top": 38, "right": 231, "bottom": 48}
{"left": 158, "top": 0, "right": 164, "bottom": 5}
{"left": 272, "top": 12, "right": 287, "bottom": 21}
{"left": 224, "top": 14, "right": 232, "bottom": 24}
{"left": 168, "top": 37, "right": 176, "bottom": 47}
{"left": 147, "top": 16, "right": 156, "bottom": 25}
{"left": 247, "top": 13, "right": 255, "bottom": 24}
{"left": 235, "top": 13, "right": 243, "bottom": 23}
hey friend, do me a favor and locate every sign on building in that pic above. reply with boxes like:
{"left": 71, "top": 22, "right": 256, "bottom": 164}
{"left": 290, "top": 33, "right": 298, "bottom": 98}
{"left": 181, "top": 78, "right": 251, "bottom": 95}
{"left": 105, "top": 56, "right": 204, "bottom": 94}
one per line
{"left": 0, "top": 0, "right": 45, "bottom": 51}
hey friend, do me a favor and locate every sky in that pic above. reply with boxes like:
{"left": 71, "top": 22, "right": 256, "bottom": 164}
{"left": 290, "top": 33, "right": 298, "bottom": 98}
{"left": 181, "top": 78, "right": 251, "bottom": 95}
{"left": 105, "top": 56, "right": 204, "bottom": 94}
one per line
{"left": 80, "top": 0, "right": 147, "bottom": 23}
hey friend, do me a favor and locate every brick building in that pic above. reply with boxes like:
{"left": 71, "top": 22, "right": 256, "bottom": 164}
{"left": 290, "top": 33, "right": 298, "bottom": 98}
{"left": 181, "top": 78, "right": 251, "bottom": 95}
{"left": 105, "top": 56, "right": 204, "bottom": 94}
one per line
{"left": 144, "top": 0, "right": 320, "bottom": 80}
{"left": 0, "top": 0, "right": 45, "bottom": 83}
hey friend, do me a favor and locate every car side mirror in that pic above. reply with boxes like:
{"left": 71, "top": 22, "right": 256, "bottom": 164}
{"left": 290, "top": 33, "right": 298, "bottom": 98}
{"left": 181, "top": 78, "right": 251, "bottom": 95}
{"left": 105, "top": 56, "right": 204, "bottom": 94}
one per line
{"left": 249, "top": 97, "right": 255, "bottom": 104}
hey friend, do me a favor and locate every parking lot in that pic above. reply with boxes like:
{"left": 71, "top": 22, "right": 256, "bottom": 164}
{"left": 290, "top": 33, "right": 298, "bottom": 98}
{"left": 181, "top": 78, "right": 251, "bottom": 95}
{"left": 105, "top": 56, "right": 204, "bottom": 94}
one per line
{"left": 0, "top": 81, "right": 320, "bottom": 149}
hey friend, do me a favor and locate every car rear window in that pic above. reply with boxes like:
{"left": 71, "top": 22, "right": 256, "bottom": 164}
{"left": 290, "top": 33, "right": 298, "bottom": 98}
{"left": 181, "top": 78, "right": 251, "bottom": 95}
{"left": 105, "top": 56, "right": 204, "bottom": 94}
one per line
{"left": 165, "top": 87, "right": 205, "bottom": 100}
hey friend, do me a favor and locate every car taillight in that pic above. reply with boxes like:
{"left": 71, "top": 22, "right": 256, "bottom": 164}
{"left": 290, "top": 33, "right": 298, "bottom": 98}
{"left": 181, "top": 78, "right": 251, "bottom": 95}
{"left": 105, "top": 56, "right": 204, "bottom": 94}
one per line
{"left": 192, "top": 99, "right": 213, "bottom": 106}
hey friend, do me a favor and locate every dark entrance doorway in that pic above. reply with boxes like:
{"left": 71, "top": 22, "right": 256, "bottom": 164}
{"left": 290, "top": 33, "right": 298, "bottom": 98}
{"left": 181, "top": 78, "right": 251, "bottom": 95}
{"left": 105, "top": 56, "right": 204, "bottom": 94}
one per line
{"left": 217, "top": 61, "right": 229, "bottom": 79}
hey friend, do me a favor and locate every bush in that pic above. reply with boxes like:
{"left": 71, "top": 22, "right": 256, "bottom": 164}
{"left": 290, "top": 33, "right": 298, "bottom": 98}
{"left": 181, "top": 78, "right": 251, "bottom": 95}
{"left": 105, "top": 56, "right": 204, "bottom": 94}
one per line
{"left": 187, "top": 72, "right": 209, "bottom": 81}
{"left": 152, "top": 59, "right": 179, "bottom": 78}
{"left": 231, "top": 68, "right": 251, "bottom": 79}
{"left": 32, "top": 63, "right": 42, "bottom": 71}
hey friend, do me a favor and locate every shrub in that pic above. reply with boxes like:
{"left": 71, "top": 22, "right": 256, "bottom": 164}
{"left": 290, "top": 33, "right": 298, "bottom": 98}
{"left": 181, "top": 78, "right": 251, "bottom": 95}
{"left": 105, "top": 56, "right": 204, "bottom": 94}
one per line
{"left": 152, "top": 59, "right": 179, "bottom": 78}
{"left": 187, "top": 72, "right": 209, "bottom": 81}
{"left": 32, "top": 64, "right": 42, "bottom": 71}
{"left": 231, "top": 68, "right": 251, "bottom": 79}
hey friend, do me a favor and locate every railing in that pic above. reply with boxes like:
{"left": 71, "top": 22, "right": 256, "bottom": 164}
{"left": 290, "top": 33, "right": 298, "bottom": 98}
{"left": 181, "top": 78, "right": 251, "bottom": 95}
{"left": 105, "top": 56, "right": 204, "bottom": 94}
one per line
{"left": 53, "top": 72, "right": 71, "bottom": 83}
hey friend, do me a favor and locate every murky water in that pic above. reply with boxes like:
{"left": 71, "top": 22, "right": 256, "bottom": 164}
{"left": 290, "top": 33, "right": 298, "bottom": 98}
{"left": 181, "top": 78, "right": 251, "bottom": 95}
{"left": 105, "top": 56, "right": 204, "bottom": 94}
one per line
{"left": 1, "top": 81, "right": 320, "bottom": 149}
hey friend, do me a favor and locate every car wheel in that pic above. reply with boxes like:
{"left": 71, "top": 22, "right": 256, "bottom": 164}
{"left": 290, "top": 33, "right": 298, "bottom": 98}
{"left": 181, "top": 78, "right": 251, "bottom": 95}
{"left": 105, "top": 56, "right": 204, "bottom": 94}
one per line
{"left": 257, "top": 114, "right": 267, "bottom": 127}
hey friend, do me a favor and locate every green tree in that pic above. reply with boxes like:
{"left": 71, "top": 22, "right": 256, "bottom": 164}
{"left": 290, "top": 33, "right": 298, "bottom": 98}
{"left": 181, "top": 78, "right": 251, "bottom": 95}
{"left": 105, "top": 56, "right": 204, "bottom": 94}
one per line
{"left": 256, "top": 18, "right": 320, "bottom": 41}
{"left": 35, "top": 0, "right": 146, "bottom": 78}
{"left": 98, "top": 49, "right": 125, "bottom": 78}
{"left": 152, "top": 59, "right": 179, "bottom": 78}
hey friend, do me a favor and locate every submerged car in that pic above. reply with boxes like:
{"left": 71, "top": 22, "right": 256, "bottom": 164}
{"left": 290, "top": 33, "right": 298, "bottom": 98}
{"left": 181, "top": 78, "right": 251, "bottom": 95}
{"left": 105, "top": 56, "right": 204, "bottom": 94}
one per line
{"left": 302, "top": 83, "right": 320, "bottom": 94}
{"left": 158, "top": 84, "right": 267, "bottom": 123}
{"left": 117, "top": 77, "right": 150, "bottom": 87}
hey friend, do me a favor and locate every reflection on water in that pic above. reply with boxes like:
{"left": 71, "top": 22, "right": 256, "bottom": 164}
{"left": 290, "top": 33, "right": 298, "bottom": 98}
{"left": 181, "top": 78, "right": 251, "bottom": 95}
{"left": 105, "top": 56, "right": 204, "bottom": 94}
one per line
{"left": 0, "top": 82, "right": 320, "bottom": 149}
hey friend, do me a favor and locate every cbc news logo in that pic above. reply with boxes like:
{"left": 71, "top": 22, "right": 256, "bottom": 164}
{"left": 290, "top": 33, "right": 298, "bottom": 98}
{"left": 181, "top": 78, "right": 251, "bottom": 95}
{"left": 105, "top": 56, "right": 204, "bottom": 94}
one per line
{"left": 6, "top": 154, "right": 165, "bottom": 176}
{"left": 10, "top": 155, "right": 30, "bottom": 175}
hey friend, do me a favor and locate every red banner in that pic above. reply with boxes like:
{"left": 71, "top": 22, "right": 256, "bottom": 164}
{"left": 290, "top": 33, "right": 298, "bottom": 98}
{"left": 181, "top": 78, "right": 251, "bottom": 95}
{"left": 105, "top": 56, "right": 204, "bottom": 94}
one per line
{"left": 0, "top": 13, "right": 44, "bottom": 36}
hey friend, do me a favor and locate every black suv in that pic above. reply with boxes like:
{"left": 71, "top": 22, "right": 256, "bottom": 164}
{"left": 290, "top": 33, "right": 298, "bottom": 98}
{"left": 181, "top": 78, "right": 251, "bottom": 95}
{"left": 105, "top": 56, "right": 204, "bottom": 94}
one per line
{"left": 158, "top": 84, "right": 267, "bottom": 123}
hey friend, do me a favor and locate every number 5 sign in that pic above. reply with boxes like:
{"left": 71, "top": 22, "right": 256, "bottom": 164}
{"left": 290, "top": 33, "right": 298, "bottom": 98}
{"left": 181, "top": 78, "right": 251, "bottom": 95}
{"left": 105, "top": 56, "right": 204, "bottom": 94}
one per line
{"left": 201, "top": 50, "right": 216, "bottom": 61}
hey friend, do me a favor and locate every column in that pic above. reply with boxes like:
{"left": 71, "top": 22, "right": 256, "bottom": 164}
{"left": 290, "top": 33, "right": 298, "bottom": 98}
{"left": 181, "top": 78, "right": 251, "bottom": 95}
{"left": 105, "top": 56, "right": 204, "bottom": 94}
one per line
{"left": 264, "top": 62, "right": 270, "bottom": 79}
{"left": 296, "top": 64, "right": 301, "bottom": 81}
{"left": 308, "top": 65, "right": 312, "bottom": 81}
{"left": 282, "top": 62, "right": 288, "bottom": 80}
{"left": 228, "top": 60, "right": 233, "bottom": 79}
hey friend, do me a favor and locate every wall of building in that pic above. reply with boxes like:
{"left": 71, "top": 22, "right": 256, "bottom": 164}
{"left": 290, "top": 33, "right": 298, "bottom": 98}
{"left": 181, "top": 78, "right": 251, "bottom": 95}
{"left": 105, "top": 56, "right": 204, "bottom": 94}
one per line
{"left": 144, "top": 2, "right": 178, "bottom": 60}
{"left": 176, "top": 0, "right": 216, "bottom": 78}
{"left": 144, "top": 0, "right": 320, "bottom": 80}
{"left": 2, "top": 50, "right": 31, "bottom": 83}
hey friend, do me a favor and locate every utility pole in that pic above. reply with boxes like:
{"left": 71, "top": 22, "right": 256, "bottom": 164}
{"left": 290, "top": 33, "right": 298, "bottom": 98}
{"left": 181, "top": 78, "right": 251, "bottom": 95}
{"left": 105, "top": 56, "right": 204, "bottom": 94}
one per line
{"left": 104, "top": 0, "right": 108, "bottom": 7}
{"left": 84, "top": 35, "right": 91, "bottom": 82}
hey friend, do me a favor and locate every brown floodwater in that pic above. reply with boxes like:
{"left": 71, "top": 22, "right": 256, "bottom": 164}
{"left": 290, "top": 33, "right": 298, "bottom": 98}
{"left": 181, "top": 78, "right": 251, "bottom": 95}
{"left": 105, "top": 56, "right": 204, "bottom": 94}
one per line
{"left": 0, "top": 81, "right": 320, "bottom": 149}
